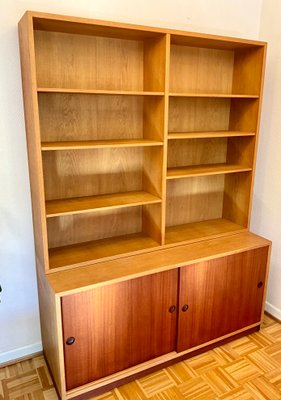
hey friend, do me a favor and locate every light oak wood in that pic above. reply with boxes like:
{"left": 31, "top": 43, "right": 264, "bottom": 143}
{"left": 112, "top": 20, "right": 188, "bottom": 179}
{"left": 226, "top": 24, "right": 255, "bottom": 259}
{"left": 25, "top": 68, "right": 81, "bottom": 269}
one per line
{"left": 169, "top": 45, "right": 234, "bottom": 94}
{"left": 38, "top": 88, "right": 164, "bottom": 95}
{"left": 168, "top": 97, "right": 230, "bottom": 133}
{"left": 232, "top": 47, "right": 265, "bottom": 95}
{"left": 143, "top": 35, "right": 166, "bottom": 92}
{"left": 169, "top": 32, "right": 265, "bottom": 49}
{"left": 165, "top": 218, "right": 245, "bottom": 245}
{"left": 47, "top": 207, "right": 143, "bottom": 249}
{"left": 160, "top": 33, "right": 171, "bottom": 245}
{"left": 167, "top": 163, "right": 252, "bottom": 179}
{"left": 18, "top": 13, "right": 49, "bottom": 271}
{"left": 35, "top": 30, "right": 142, "bottom": 91}
{"left": 169, "top": 93, "right": 259, "bottom": 98}
{"left": 42, "top": 148, "right": 144, "bottom": 200}
{"left": 45, "top": 191, "right": 161, "bottom": 218}
{"left": 167, "top": 137, "right": 227, "bottom": 168}
{"left": 48, "top": 232, "right": 160, "bottom": 270}
{"left": 229, "top": 99, "right": 260, "bottom": 132}
{"left": 29, "top": 10, "right": 266, "bottom": 48}
{"left": 168, "top": 131, "right": 255, "bottom": 139}
{"left": 223, "top": 171, "right": 252, "bottom": 227}
{"left": 166, "top": 176, "right": 225, "bottom": 227}
{"left": 46, "top": 232, "right": 270, "bottom": 295}
{"left": 41, "top": 139, "right": 163, "bottom": 150}
{"left": 62, "top": 270, "right": 178, "bottom": 389}
{"left": 38, "top": 92, "right": 144, "bottom": 142}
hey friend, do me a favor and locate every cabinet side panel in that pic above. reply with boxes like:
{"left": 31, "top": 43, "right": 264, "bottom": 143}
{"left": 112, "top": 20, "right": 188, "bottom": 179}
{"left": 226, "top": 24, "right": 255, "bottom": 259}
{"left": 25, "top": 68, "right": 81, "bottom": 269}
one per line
{"left": 18, "top": 13, "right": 49, "bottom": 270}
{"left": 37, "top": 267, "right": 65, "bottom": 396}
{"left": 143, "top": 35, "right": 166, "bottom": 91}
{"left": 222, "top": 171, "right": 252, "bottom": 227}
{"left": 232, "top": 47, "right": 265, "bottom": 95}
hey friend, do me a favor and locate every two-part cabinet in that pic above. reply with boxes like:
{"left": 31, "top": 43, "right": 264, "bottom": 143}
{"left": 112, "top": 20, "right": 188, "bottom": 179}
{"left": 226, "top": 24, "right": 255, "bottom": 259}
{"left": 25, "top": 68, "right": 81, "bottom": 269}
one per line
{"left": 18, "top": 10, "right": 271, "bottom": 400}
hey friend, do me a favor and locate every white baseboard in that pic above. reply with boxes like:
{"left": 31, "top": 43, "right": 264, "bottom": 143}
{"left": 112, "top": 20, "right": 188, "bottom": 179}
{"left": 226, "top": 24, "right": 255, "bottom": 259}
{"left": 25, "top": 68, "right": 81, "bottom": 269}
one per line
{"left": 265, "top": 301, "right": 281, "bottom": 321}
{"left": 0, "top": 342, "right": 42, "bottom": 366}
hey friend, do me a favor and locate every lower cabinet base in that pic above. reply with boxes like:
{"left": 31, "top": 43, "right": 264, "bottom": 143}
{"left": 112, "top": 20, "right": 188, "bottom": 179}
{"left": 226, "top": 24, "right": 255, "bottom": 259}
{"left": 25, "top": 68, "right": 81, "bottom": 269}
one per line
{"left": 61, "top": 324, "right": 260, "bottom": 400}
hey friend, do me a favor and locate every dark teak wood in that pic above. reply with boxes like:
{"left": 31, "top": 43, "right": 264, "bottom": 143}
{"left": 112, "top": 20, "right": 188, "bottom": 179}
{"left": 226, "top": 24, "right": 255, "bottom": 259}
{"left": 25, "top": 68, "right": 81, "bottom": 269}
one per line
{"left": 62, "top": 269, "right": 178, "bottom": 390}
{"left": 177, "top": 247, "right": 268, "bottom": 351}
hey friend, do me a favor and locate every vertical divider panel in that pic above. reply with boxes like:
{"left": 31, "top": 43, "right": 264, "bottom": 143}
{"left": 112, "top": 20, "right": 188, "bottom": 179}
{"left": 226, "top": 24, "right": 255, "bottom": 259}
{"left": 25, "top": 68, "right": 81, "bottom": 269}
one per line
{"left": 162, "top": 34, "right": 171, "bottom": 245}
{"left": 18, "top": 13, "right": 50, "bottom": 271}
{"left": 142, "top": 34, "right": 170, "bottom": 245}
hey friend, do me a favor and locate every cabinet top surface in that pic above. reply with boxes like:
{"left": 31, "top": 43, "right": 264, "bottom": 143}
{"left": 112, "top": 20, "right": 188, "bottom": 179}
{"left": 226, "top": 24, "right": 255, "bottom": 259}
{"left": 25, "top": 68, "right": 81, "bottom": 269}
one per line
{"left": 21, "top": 10, "right": 266, "bottom": 48}
{"left": 47, "top": 232, "right": 271, "bottom": 296}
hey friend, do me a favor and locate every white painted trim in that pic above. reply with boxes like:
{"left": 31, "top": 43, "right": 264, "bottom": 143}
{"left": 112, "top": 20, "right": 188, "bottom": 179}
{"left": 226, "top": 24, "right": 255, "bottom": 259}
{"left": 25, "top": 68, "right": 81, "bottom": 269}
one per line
{"left": 265, "top": 301, "right": 281, "bottom": 321}
{"left": 0, "top": 342, "right": 42, "bottom": 365}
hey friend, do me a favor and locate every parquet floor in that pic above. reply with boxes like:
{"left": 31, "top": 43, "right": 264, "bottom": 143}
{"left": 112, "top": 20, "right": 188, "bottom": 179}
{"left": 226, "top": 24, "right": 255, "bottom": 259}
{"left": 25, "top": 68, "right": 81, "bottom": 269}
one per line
{"left": 1, "top": 315, "right": 281, "bottom": 399}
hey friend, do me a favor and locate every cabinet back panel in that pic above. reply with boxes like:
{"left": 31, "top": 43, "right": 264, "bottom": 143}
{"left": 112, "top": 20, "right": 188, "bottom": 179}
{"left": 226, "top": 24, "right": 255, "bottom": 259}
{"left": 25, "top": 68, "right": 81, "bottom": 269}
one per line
{"left": 169, "top": 45, "right": 234, "bottom": 93}
{"left": 167, "top": 138, "right": 227, "bottom": 168}
{"left": 34, "top": 31, "right": 144, "bottom": 90}
{"left": 38, "top": 93, "right": 143, "bottom": 142}
{"left": 169, "top": 98, "right": 230, "bottom": 132}
{"left": 166, "top": 176, "right": 225, "bottom": 226}
{"left": 47, "top": 207, "right": 142, "bottom": 248}
{"left": 42, "top": 148, "right": 143, "bottom": 200}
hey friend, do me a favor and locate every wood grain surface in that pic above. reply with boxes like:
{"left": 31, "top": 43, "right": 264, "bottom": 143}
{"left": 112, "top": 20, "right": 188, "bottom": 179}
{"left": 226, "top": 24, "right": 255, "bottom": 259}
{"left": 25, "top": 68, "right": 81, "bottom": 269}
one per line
{"left": 61, "top": 269, "right": 178, "bottom": 389}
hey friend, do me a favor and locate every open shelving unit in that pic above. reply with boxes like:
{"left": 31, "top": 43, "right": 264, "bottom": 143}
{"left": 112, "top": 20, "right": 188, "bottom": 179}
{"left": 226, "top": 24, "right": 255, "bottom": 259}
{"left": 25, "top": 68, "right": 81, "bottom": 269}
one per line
{"left": 21, "top": 12, "right": 266, "bottom": 272}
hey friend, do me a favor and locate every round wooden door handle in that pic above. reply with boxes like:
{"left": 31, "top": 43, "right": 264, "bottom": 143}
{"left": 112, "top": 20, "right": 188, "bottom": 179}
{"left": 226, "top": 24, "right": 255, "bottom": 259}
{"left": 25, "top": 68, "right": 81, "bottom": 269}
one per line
{"left": 182, "top": 304, "right": 189, "bottom": 312}
{"left": 257, "top": 281, "right": 263, "bottom": 288}
{"left": 66, "top": 336, "right": 75, "bottom": 345}
{"left": 169, "top": 305, "right": 176, "bottom": 313}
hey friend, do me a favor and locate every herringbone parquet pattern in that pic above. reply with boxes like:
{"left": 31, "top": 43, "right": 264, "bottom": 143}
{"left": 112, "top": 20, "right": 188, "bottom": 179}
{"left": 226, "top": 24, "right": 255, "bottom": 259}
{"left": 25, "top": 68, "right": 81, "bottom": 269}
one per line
{"left": 1, "top": 315, "right": 281, "bottom": 399}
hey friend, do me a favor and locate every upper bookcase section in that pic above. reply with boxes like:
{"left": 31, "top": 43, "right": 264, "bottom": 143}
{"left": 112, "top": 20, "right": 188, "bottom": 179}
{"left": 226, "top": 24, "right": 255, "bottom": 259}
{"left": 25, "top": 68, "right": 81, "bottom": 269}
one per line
{"left": 30, "top": 12, "right": 266, "bottom": 95}
{"left": 169, "top": 37, "right": 264, "bottom": 96}
{"left": 33, "top": 16, "right": 167, "bottom": 92}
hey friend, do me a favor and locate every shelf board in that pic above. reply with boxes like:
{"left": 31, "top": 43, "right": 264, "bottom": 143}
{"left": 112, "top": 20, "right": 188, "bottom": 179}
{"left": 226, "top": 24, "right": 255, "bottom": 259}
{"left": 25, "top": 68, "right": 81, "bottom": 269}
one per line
{"left": 46, "top": 191, "right": 161, "bottom": 218}
{"left": 169, "top": 93, "right": 259, "bottom": 99}
{"left": 48, "top": 232, "right": 160, "bottom": 270}
{"left": 165, "top": 218, "right": 246, "bottom": 245}
{"left": 37, "top": 88, "right": 164, "bottom": 96}
{"left": 167, "top": 163, "right": 252, "bottom": 179}
{"left": 41, "top": 139, "right": 163, "bottom": 151}
{"left": 168, "top": 131, "right": 255, "bottom": 139}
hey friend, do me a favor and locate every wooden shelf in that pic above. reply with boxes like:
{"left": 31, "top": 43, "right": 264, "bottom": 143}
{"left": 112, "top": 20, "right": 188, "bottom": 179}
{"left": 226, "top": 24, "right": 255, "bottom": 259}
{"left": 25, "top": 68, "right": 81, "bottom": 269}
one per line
{"left": 37, "top": 88, "right": 165, "bottom": 96}
{"left": 165, "top": 218, "right": 246, "bottom": 245}
{"left": 168, "top": 131, "right": 255, "bottom": 139}
{"left": 46, "top": 191, "right": 161, "bottom": 218}
{"left": 41, "top": 139, "right": 163, "bottom": 151}
{"left": 169, "top": 93, "right": 259, "bottom": 98}
{"left": 167, "top": 163, "right": 252, "bottom": 179}
{"left": 48, "top": 232, "right": 160, "bottom": 270}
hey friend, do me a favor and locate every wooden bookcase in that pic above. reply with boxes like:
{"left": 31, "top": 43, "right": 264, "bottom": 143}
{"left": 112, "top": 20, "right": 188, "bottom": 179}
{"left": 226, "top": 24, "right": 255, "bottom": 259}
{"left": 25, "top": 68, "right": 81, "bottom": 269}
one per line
{"left": 18, "top": 11, "right": 271, "bottom": 400}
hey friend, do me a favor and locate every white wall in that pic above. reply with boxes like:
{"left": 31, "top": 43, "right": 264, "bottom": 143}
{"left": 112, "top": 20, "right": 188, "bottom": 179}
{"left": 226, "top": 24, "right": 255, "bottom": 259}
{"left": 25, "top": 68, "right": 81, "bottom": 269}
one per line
{"left": 251, "top": 0, "right": 281, "bottom": 320}
{"left": 0, "top": 0, "right": 264, "bottom": 364}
